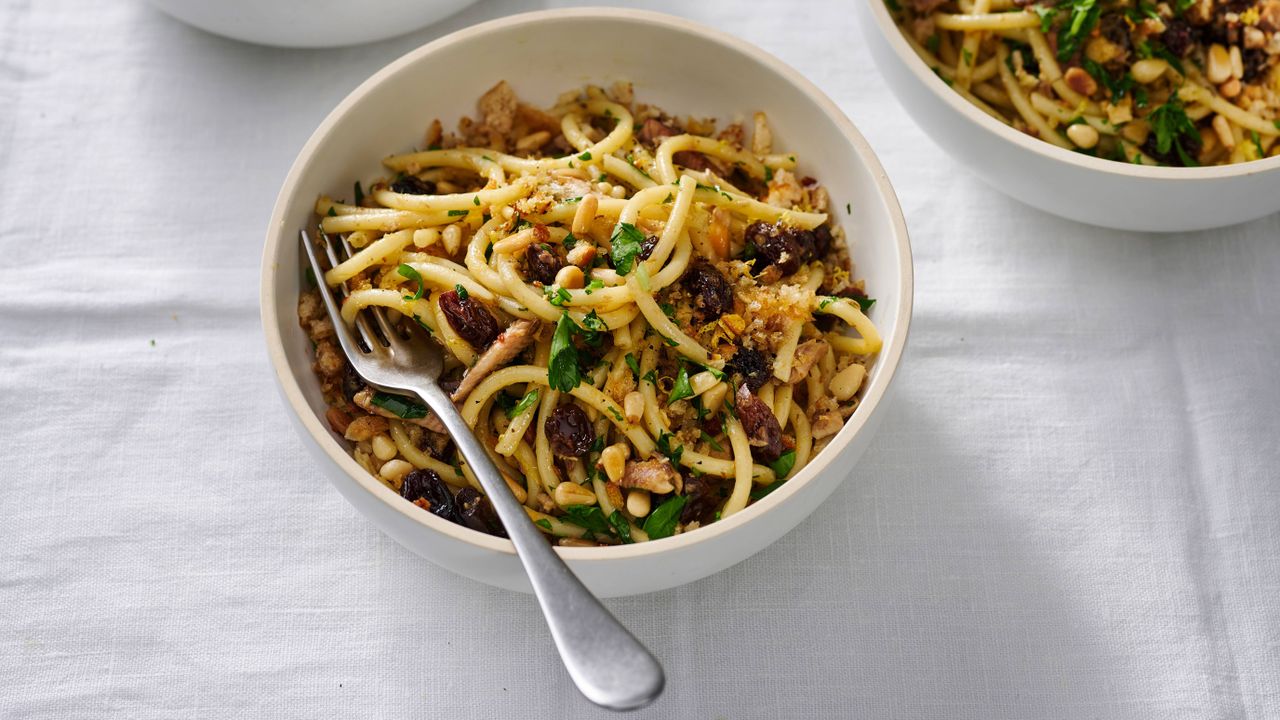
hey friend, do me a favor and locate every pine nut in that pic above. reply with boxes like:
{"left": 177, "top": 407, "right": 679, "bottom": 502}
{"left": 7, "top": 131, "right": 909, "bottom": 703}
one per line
{"left": 412, "top": 228, "right": 439, "bottom": 248}
{"left": 1064, "top": 66, "right": 1098, "bottom": 96}
{"left": 1219, "top": 77, "right": 1242, "bottom": 98}
{"left": 1130, "top": 58, "right": 1168, "bottom": 84}
{"left": 371, "top": 433, "right": 397, "bottom": 462}
{"left": 1229, "top": 45, "right": 1243, "bottom": 80}
{"left": 566, "top": 243, "right": 596, "bottom": 268}
{"left": 554, "top": 265, "right": 584, "bottom": 290}
{"left": 572, "top": 194, "right": 598, "bottom": 235}
{"left": 626, "top": 489, "right": 651, "bottom": 518}
{"left": 1206, "top": 44, "right": 1232, "bottom": 84}
{"left": 1212, "top": 114, "right": 1235, "bottom": 150}
{"left": 553, "top": 481, "right": 597, "bottom": 507}
{"left": 442, "top": 224, "right": 462, "bottom": 255}
{"left": 379, "top": 459, "right": 413, "bottom": 484}
{"left": 830, "top": 363, "right": 868, "bottom": 401}
{"left": 623, "top": 391, "right": 644, "bottom": 424}
{"left": 600, "top": 443, "right": 629, "bottom": 484}
{"left": 1066, "top": 123, "right": 1100, "bottom": 150}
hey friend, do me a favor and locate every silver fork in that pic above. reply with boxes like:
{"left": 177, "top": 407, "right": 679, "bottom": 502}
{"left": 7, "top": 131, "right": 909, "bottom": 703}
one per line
{"left": 300, "top": 230, "right": 664, "bottom": 711}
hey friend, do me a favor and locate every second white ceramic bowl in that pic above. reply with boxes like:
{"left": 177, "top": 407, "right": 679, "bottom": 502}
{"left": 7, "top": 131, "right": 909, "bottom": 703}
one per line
{"left": 857, "top": 0, "right": 1280, "bottom": 232}
{"left": 261, "top": 8, "right": 913, "bottom": 597}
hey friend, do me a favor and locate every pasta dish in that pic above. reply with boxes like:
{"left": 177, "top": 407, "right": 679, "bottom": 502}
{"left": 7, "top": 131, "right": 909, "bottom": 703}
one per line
{"left": 298, "top": 82, "right": 881, "bottom": 545}
{"left": 889, "top": 0, "right": 1279, "bottom": 164}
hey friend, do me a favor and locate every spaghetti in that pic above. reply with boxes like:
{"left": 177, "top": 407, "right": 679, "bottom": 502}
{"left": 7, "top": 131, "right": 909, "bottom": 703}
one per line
{"left": 889, "top": 0, "right": 1280, "bottom": 165}
{"left": 298, "top": 82, "right": 881, "bottom": 545}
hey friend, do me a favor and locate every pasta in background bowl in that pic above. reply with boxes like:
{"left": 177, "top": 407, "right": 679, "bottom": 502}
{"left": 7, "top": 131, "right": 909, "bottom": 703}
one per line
{"left": 262, "top": 8, "right": 912, "bottom": 596}
{"left": 859, "top": 0, "right": 1280, "bottom": 231}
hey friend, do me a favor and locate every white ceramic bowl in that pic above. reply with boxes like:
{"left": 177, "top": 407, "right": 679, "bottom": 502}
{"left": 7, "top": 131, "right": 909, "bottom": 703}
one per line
{"left": 857, "top": 0, "right": 1280, "bottom": 232}
{"left": 147, "top": 0, "right": 479, "bottom": 48}
{"left": 261, "top": 8, "right": 913, "bottom": 597}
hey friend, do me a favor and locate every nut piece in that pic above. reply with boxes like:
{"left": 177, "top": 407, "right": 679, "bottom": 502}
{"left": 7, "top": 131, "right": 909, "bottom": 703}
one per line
{"left": 379, "top": 459, "right": 414, "bottom": 484}
{"left": 572, "top": 194, "right": 599, "bottom": 235}
{"left": 345, "top": 415, "right": 390, "bottom": 442}
{"left": 566, "top": 243, "right": 597, "bottom": 268}
{"left": 1206, "top": 44, "right": 1232, "bottom": 84}
{"left": 830, "top": 363, "right": 867, "bottom": 401}
{"left": 1228, "top": 45, "right": 1243, "bottom": 80}
{"left": 553, "top": 481, "right": 597, "bottom": 507}
{"left": 619, "top": 457, "right": 681, "bottom": 494}
{"left": 626, "top": 489, "right": 652, "bottom": 518}
{"left": 413, "top": 228, "right": 440, "bottom": 248}
{"left": 1064, "top": 67, "right": 1098, "bottom": 97}
{"left": 623, "top": 391, "right": 644, "bottom": 424}
{"left": 554, "top": 265, "right": 585, "bottom": 290}
{"left": 600, "top": 443, "right": 630, "bottom": 484}
{"left": 1219, "top": 78, "right": 1242, "bottom": 98}
{"left": 1130, "top": 58, "right": 1169, "bottom": 84}
{"left": 1067, "top": 123, "right": 1100, "bottom": 150}
{"left": 787, "top": 339, "right": 829, "bottom": 384}
{"left": 371, "top": 433, "right": 398, "bottom": 462}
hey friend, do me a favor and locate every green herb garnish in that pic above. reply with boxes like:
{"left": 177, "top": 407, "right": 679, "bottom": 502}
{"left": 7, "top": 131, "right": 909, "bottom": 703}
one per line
{"left": 507, "top": 390, "right": 540, "bottom": 418}
{"left": 447, "top": 209, "right": 469, "bottom": 217}
{"left": 700, "top": 430, "right": 723, "bottom": 452}
{"left": 579, "top": 151, "right": 592, "bottom": 161}
{"left": 608, "top": 511, "right": 633, "bottom": 543}
{"left": 625, "top": 353, "right": 641, "bottom": 377}
{"left": 668, "top": 365, "right": 693, "bottom": 405}
{"left": 548, "top": 312, "right": 581, "bottom": 392}
{"left": 562, "top": 504, "right": 610, "bottom": 536}
{"left": 370, "top": 392, "right": 429, "bottom": 419}
{"left": 770, "top": 450, "right": 797, "bottom": 479}
{"left": 1149, "top": 98, "right": 1200, "bottom": 166}
{"left": 642, "top": 496, "right": 687, "bottom": 540}
{"left": 609, "top": 222, "right": 645, "bottom": 275}
{"left": 397, "top": 264, "right": 424, "bottom": 301}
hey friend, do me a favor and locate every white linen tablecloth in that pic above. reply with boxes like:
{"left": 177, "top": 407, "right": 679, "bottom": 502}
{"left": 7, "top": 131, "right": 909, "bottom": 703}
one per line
{"left": 3, "top": 1, "right": 1278, "bottom": 718}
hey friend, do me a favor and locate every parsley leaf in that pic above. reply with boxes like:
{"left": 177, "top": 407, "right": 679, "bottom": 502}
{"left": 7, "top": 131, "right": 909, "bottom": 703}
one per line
{"left": 545, "top": 286, "right": 571, "bottom": 306}
{"left": 668, "top": 365, "right": 693, "bottom": 405}
{"left": 609, "top": 222, "right": 645, "bottom": 275}
{"left": 447, "top": 209, "right": 469, "bottom": 217}
{"left": 749, "top": 479, "right": 786, "bottom": 501}
{"left": 548, "top": 312, "right": 581, "bottom": 392}
{"left": 583, "top": 278, "right": 604, "bottom": 294}
{"left": 397, "top": 264, "right": 424, "bottom": 301}
{"left": 625, "top": 353, "right": 641, "bottom": 377}
{"left": 770, "top": 450, "right": 797, "bottom": 479}
{"left": 580, "top": 309, "right": 607, "bottom": 332}
{"left": 579, "top": 151, "right": 592, "bottom": 161}
{"left": 656, "top": 432, "right": 684, "bottom": 465}
{"left": 562, "top": 504, "right": 610, "bottom": 536}
{"left": 454, "top": 283, "right": 469, "bottom": 300}
{"left": 507, "top": 390, "right": 540, "bottom": 418}
{"left": 608, "top": 511, "right": 633, "bottom": 543}
{"left": 642, "top": 495, "right": 687, "bottom": 540}
{"left": 700, "top": 430, "right": 723, "bottom": 452}
{"left": 370, "top": 392, "right": 429, "bottom": 419}
{"left": 534, "top": 518, "right": 553, "bottom": 531}
{"left": 1148, "top": 98, "right": 1200, "bottom": 166}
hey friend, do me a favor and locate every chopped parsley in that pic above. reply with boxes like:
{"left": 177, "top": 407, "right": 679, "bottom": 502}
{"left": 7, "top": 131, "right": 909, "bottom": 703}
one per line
{"left": 472, "top": 195, "right": 481, "bottom": 206}
{"left": 1148, "top": 98, "right": 1200, "bottom": 166}
{"left": 534, "top": 518, "right": 553, "bottom": 531}
{"left": 668, "top": 365, "right": 694, "bottom": 405}
{"left": 454, "top": 283, "right": 469, "bottom": 300}
{"left": 447, "top": 209, "right": 469, "bottom": 217}
{"left": 580, "top": 309, "right": 607, "bottom": 333}
{"left": 370, "top": 392, "right": 429, "bottom": 419}
{"left": 578, "top": 151, "right": 592, "bottom": 161}
{"left": 397, "top": 264, "right": 424, "bottom": 301}
{"left": 548, "top": 312, "right": 581, "bottom": 392}
{"left": 562, "top": 504, "right": 610, "bottom": 536}
{"left": 583, "top": 278, "right": 604, "bottom": 295}
{"left": 545, "top": 286, "right": 572, "bottom": 306}
{"left": 642, "top": 495, "right": 687, "bottom": 540}
{"left": 608, "top": 511, "right": 633, "bottom": 543}
{"left": 1252, "top": 130, "right": 1265, "bottom": 159}
{"left": 507, "top": 389, "right": 540, "bottom": 418}
{"left": 656, "top": 431, "right": 684, "bottom": 465}
{"left": 770, "top": 450, "right": 797, "bottom": 479}
{"left": 609, "top": 222, "right": 645, "bottom": 275}
{"left": 700, "top": 430, "right": 723, "bottom": 452}
{"left": 749, "top": 479, "right": 787, "bottom": 501}
{"left": 625, "top": 353, "right": 641, "bottom": 377}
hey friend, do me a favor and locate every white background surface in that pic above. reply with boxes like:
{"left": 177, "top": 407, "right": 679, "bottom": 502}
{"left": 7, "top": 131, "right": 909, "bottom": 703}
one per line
{"left": 3, "top": 1, "right": 1279, "bottom": 718}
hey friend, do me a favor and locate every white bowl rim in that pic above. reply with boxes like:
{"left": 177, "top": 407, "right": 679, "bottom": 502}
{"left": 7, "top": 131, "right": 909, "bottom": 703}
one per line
{"left": 862, "top": 0, "right": 1280, "bottom": 180}
{"left": 260, "top": 6, "right": 914, "bottom": 565}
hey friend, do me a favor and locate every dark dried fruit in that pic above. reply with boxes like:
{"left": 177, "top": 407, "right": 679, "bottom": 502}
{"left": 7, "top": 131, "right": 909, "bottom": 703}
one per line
{"left": 639, "top": 234, "right": 659, "bottom": 261}
{"left": 735, "top": 384, "right": 784, "bottom": 462}
{"left": 439, "top": 289, "right": 500, "bottom": 350}
{"left": 726, "top": 345, "right": 772, "bottom": 391}
{"left": 744, "top": 221, "right": 815, "bottom": 275}
{"left": 390, "top": 175, "right": 436, "bottom": 195}
{"left": 1099, "top": 14, "right": 1133, "bottom": 59}
{"left": 681, "top": 262, "right": 733, "bottom": 322}
{"left": 812, "top": 223, "right": 834, "bottom": 258}
{"left": 456, "top": 487, "right": 508, "bottom": 537}
{"left": 680, "top": 472, "right": 727, "bottom": 525}
{"left": 638, "top": 118, "right": 678, "bottom": 147}
{"left": 1141, "top": 127, "right": 1202, "bottom": 167}
{"left": 342, "top": 364, "right": 364, "bottom": 402}
{"left": 401, "top": 469, "right": 457, "bottom": 521}
{"left": 525, "top": 243, "right": 563, "bottom": 285}
{"left": 1161, "top": 19, "right": 1193, "bottom": 57}
{"left": 1242, "top": 48, "right": 1269, "bottom": 83}
{"left": 545, "top": 403, "right": 594, "bottom": 457}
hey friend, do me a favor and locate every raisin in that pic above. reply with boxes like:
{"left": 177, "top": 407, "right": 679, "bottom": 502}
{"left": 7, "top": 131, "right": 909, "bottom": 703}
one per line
{"left": 1241, "top": 48, "right": 1269, "bottom": 83}
{"left": 1140, "top": 128, "right": 1201, "bottom": 167}
{"left": 1161, "top": 19, "right": 1194, "bottom": 57}
{"left": 726, "top": 345, "right": 772, "bottom": 391}
{"left": 438, "top": 289, "right": 500, "bottom": 350}
{"left": 734, "top": 385, "right": 784, "bottom": 463}
{"left": 545, "top": 404, "right": 594, "bottom": 457}
{"left": 456, "top": 487, "right": 507, "bottom": 538}
{"left": 401, "top": 469, "right": 457, "bottom": 522}
{"left": 525, "top": 243, "right": 563, "bottom": 285}
{"left": 744, "top": 221, "right": 815, "bottom": 275}
{"left": 812, "top": 223, "right": 834, "bottom": 258}
{"left": 639, "top": 234, "right": 659, "bottom": 261}
{"left": 342, "top": 364, "right": 364, "bottom": 402}
{"left": 680, "top": 472, "right": 726, "bottom": 525}
{"left": 681, "top": 262, "right": 733, "bottom": 322}
{"left": 390, "top": 176, "right": 436, "bottom": 195}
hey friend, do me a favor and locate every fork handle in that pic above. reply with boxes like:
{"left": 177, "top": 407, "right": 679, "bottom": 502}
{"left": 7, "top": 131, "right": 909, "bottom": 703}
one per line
{"left": 410, "top": 381, "right": 664, "bottom": 711}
